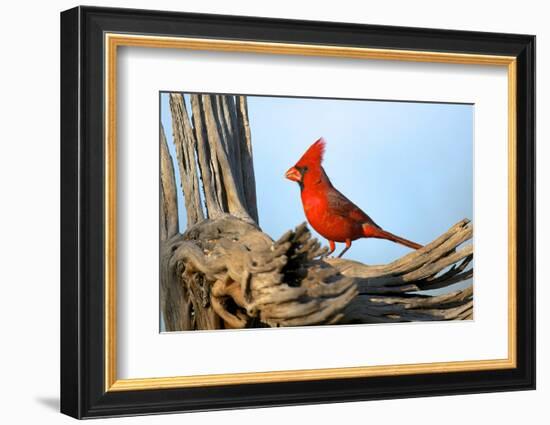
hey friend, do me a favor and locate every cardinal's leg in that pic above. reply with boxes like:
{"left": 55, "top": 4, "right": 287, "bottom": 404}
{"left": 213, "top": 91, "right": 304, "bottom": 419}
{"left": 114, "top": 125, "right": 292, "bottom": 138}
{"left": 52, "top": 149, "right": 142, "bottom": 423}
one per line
{"left": 326, "top": 240, "right": 336, "bottom": 257}
{"left": 337, "top": 239, "right": 352, "bottom": 258}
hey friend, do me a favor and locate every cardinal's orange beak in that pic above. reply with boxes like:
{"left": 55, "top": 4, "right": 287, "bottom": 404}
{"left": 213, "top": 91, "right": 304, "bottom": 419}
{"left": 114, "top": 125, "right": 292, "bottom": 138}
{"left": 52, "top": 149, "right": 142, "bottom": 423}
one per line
{"left": 285, "top": 166, "right": 302, "bottom": 182}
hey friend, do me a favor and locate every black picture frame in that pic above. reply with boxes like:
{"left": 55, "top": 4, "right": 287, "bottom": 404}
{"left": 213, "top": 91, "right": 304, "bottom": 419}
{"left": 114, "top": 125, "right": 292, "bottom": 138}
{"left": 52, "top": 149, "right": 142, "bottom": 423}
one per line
{"left": 60, "top": 5, "right": 535, "bottom": 419}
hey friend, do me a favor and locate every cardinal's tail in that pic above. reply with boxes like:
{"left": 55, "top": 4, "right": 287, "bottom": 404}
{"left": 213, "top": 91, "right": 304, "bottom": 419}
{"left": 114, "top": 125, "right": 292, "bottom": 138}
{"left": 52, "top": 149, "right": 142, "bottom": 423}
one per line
{"left": 363, "top": 225, "right": 423, "bottom": 250}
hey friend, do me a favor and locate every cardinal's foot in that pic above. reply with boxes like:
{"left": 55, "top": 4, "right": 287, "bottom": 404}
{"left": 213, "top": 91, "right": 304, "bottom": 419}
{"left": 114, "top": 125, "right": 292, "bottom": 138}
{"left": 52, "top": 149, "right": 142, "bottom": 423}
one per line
{"left": 322, "top": 250, "right": 335, "bottom": 259}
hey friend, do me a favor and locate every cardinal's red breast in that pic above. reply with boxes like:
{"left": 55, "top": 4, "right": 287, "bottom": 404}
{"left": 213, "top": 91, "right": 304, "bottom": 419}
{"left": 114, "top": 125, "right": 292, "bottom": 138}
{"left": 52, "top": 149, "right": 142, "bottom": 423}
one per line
{"left": 301, "top": 189, "right": 365, "bottom": 242}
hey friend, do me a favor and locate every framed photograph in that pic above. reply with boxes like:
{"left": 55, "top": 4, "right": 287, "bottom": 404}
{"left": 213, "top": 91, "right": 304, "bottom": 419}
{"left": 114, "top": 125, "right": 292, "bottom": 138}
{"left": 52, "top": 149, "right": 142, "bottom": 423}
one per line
{"left": 60, "top": 6, "right": 535, "bottom": 419}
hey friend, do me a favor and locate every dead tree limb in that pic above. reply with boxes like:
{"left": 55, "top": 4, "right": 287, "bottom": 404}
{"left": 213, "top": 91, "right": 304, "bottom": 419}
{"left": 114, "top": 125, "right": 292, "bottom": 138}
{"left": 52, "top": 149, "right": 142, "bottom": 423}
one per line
{"left": 160, "top": 125, "right": 179, "bottom": 241}
{"left": 169, "top": 94, "right": 204, "bottom": 226}
{"left": 161, "top": 93, "right": 474, "bottom": 331}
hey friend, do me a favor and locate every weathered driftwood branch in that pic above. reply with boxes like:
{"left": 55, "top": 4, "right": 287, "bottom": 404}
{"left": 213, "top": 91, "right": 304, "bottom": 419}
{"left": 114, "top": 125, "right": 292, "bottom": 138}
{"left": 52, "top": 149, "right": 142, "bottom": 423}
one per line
{"left": 162, "top": 216, "right": 358, "bottom": 329}
{"left": 335, "top": 219, "right": 473, "bottom": 322}
{"left": 161, "top": 93, "right": 473, "bottom": 331}
{"left": 169, "top": 94, "right": 204, "bottom": 226}
{"left": 161, "top": 214, "right": 472, "bottom": 330}
{"left": 160, "top": 125, "right": 179, "bottom": 241}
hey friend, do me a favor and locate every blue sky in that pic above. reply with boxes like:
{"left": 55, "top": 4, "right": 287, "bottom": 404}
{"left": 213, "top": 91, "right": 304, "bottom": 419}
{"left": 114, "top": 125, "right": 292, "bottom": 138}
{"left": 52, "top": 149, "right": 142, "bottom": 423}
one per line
{"left": 160, "top": 93, "right": 473, "bottom": 266}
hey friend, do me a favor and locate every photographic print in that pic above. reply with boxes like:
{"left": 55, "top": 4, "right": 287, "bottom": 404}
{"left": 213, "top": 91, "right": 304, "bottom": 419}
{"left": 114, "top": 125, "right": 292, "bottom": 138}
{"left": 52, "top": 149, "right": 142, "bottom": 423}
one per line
{"left": 159, "top": 92, "right": 473, "bottom": 332}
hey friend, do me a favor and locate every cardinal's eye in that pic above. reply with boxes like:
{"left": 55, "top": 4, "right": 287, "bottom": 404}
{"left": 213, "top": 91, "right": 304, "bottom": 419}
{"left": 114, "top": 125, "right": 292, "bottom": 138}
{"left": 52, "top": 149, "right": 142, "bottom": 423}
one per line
{"left": 297, "top": 166, "right": 308, "bottom": 175}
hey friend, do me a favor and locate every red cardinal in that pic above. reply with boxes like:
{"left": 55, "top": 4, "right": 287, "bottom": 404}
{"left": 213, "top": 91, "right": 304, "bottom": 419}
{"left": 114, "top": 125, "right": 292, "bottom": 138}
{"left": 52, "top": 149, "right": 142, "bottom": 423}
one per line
{"left": 285, "top": 138, "right": 422, "bottom": 258}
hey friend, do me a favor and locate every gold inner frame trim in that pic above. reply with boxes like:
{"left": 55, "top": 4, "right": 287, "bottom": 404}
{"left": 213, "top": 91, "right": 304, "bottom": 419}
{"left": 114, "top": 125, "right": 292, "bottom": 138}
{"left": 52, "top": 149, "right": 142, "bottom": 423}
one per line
{"left": 104, "top": 33, "right": 518, "bottom": 392}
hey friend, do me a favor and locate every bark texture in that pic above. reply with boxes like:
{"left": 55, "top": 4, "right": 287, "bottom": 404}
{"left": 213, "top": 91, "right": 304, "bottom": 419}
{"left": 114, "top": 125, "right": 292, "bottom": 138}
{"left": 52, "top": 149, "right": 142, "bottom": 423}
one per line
{"left": 160, "top": 93, "right": 474, "bottom": 331}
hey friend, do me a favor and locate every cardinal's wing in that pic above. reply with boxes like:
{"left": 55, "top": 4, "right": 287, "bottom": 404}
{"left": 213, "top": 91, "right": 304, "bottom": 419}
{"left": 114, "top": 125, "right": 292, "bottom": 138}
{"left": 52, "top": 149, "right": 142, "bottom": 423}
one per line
{"left": 326, "top": 189, "right": 381, "bottom": 228}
